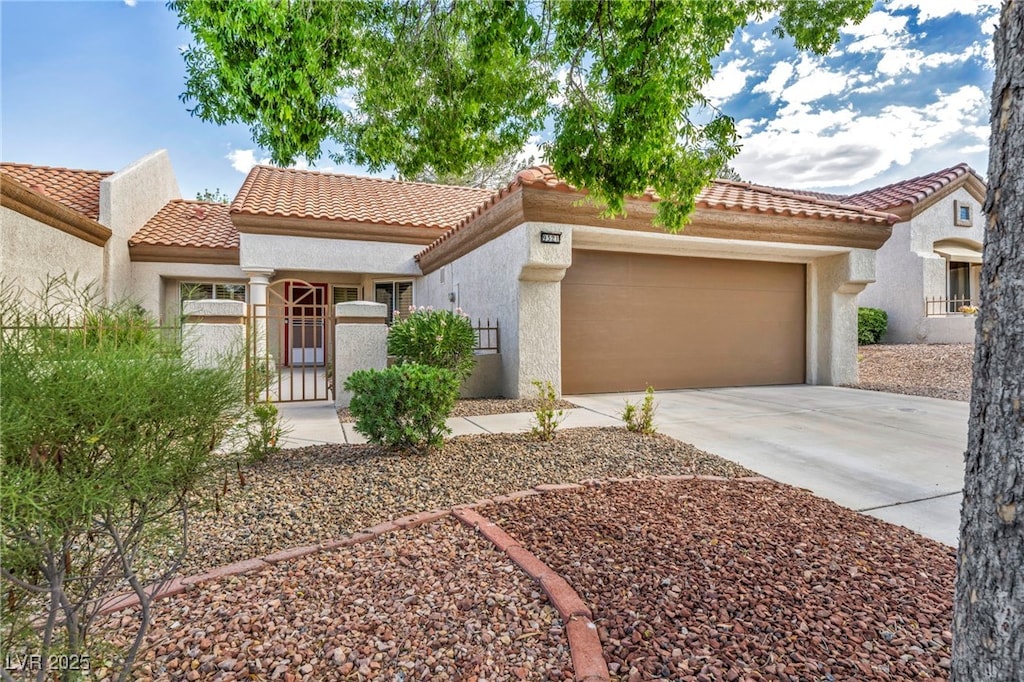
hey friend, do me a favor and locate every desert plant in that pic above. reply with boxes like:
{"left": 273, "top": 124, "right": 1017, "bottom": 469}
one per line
{"left": 230, "top": 400, "right": 287, "bottom": 463}
{"left": 0, "top": 279, "right": 242, "bottom": 681}
{"left": 388, "top": 306, "right": 477, "bottom": 379}
{"left": 344, "top": 363, "right": 460, "bottom": 454}
{"left": 623, "top": 385, "right": 658, "bottom": 435}
{"left": 857, "top": 307, "right": 888, "bottom": 345}
{"left": 530, "top": 379, "right": 564, "bottom": 441}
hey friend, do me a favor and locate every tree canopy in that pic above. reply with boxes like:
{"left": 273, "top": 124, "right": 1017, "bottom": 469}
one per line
{"left": 171, "top": 0, "right": 871, "bottom": 231}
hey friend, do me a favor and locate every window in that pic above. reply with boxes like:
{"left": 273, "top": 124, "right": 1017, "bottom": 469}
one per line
{"left": 948, "top": 261, "right": 971, "bottom": 312}
{"left": 180, "top": 282, "right": 247, "bottom": 302}
{"left": 332, "top": 286, "right": 360, "bottom": 305}
{"left": 954, "top": 200, "right": 973, "bottom": 227}
{"left": 374, "top": 281, "right": 413, "bottom": 323}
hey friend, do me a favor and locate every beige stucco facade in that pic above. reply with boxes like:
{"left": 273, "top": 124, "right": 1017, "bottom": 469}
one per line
{"left": 1, "top": 206, "right": 106, "bottom": 299}
{"left": 858, "top": 186, "right": 984, "bottom": 343}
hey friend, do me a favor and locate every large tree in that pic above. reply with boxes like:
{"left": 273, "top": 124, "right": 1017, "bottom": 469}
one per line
{"left": 171, "top": 0, "right": 871, "bottom": 231}
{"left": 952, "top": 2, "right": 1024, "bottom": 679}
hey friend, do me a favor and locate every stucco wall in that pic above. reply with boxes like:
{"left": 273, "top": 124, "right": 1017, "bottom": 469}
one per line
{"left": 129, "top": 262, "right": 248, "bottom": 323}
{"left": 101, "top": 150, "right": 181, "bottom": 302}
{"left": 240, "top": 233, "right": 422, "bottom": 276}
{"left": 416, "top": 222, "right": 571, "bottom": 397}
{"left": 807, "top": 249, "right": 876, "bottom": 386}
{"left": 1, "top": 206, "right": 106, "bottom": 300}
{"left": 858, "top": 187, "right": 985, "bottom": 343}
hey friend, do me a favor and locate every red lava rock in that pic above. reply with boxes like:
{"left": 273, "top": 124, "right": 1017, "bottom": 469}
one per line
{"left": 490, "top": 478, "right": 956, "bottom": 681}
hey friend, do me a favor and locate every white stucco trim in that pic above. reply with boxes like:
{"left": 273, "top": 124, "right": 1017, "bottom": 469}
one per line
{"left": 240, "top": 233, "right": 423, "bottom": 275}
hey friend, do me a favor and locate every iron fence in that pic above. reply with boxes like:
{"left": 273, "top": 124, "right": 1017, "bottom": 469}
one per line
{"left": 472, "top": 318, "right": 500, "bottom": 354}
{"left": 925, "top": 297, "right": 979, "bottom": 316}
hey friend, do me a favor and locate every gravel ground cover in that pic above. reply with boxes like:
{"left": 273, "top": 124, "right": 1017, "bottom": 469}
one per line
{"left": 180, "top": 428, "right": 754, "bottom": 576}
{"left": 852, "top": 343, "right": 973, "bottom": 401}
{"left": 489, "top": 478, "right": 956, "bottom": 681}
{"left": 337, "top": 397, "right": 580, "bottom": 421}
{"left": 95, "top": 518, "right": 572, "bottom": 681}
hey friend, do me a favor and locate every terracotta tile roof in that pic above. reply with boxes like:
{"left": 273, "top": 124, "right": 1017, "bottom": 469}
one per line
{"left": 231, "top": 165, "right": 493, "bottom": 231}
{"left": 841, "top": 163, "right": 981, "bottom": 211}
{"left": 513, "top": 166, "right": 895, "bottom": 222}
{"left": 129, "top": 200, "right": 238, "bottom": 250}
{"left": 0, "top": 161, "right": 112, "bottom": 220}
{"left": 418, "top": 166, "right": 897, "bottom": 260}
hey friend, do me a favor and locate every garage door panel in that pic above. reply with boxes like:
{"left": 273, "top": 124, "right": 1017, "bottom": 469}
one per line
{"left": 562, "top": 250, "right": 805, "bottom": 394}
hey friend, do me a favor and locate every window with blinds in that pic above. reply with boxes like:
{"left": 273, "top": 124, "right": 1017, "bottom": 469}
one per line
{"left": 332, "top": 286, "right": 360, "bottom": 305}
{"left": 180, "top": 282, "right": 247, "bottom": 302}
{"left": 374, "top": 281, "right": 413, "bottom": 323}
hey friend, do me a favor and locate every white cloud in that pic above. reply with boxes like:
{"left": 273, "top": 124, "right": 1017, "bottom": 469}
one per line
{"left": 876, "top": 45, "right": 985, "bottom": 77}
{"left": 751, "top": 37, "right": 773, "bottom": 54}
{"left": 227, "top": 149, "right": 271, "bottom": 174}
{"left": 843, "top": 11, "right": 910, "bottom": 53}
{"left": 777, "top": 56, "right": 852, "bottom": 108}
{"left": 123, "top": 0, "right": 137, "bottom": 6}
{"left": 733, "top": 85, "right": 988, "bottom": 188}
{"left": 704, "top": 58, "right": 755, "bottom": 105}
{"left": 887, "top": 0, "right": 1000, "bottom": 22}
{"left": 752, "top": 61, "right": 794, "bottom": 102}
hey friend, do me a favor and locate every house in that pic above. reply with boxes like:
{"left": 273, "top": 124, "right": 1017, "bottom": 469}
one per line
{"left": 3, "top": 152, "right": 901, "bottom": 398}
{"left": 838, "top": 164, "right": 986, "bottom": 344}
{"left": 1, "top": 151, "right": 180, "bottom": 307}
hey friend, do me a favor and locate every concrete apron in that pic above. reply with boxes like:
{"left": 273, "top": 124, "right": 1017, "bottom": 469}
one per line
{"left": 567, "top": 385, "right": 967, "bottom": 547}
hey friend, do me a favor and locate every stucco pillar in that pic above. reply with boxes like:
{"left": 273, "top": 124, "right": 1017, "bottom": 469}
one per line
{"left": 515, "top": 223, "right": 573, "bottom": 397}
{"left": 808, "top": 250, "right": 875, "bottom": 386}
{"left": 181, "top": 299, "right": 246, "bottom": 370}
{"left": 244, "top": 268, "right": 275, "bottom": 363}
{"left": 334, "top": 301, "right": 389, "bottom": 408}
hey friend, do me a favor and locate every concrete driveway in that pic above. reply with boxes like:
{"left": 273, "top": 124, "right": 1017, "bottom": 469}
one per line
{"left": 566, "top": 385, "right": 967, "bottom": 547}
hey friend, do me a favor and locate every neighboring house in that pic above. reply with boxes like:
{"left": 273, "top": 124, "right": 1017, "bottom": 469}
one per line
{"left": 3, "top": 154, "right": 904, "bottom": 398}
{"left": 790, "top": 164, "right": 986, "bottom": 344}
{"left": 1, "top": 150, "right": 181, "bottom": 306}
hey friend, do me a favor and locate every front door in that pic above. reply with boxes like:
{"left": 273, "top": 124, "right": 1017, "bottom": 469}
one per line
{"left": 286, "top": 282, "right": 327, "bottom": 366}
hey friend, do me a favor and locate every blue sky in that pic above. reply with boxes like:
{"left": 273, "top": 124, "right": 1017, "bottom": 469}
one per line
{"left": 1, "top": 1, "right": 1001, "bottom": 201}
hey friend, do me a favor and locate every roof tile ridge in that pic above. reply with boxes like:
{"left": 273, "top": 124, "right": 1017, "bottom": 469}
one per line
{"left": 247, "top": 163, "right": 494, "bottom": 194}
{"left": 417, "top": 174, "right": 528, "bottom": 259}
{"left": 0, "top": 161, "right": 114, "bottom": 176}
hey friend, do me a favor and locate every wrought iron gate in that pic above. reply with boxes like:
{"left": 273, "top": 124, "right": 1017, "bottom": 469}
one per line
{"left": 247, "top": 278, "right": 334, "bottom": 402}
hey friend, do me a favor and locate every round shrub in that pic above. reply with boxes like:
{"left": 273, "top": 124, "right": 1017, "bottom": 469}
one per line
{"left": 858, "top": 307, "right": 888, "bottom": 345}
{"left": 387, "top": 307, "right": 477, "bottom": 379}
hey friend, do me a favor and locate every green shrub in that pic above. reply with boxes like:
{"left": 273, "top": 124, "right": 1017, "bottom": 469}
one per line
{"left": 858, "top": 307, "right": 888, "bottom": 345}
{"left": 623, "top": 385, "right": 657, "bottom": 435}
{"left": 0, "top": 278, "right": 242, "bottom": 681}
{"left": 530, "top": 379, "right": 564, "bottom": 441}
{"left": 344, "top": 363, "right": 460, "bottom": 454}
{"left": 388, "top": 307, "right": 477, "bottom": 380}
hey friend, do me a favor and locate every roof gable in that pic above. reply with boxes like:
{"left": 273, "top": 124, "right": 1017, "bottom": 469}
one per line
{"left": 0, "top": 162, "right": 112, "bottom": 221}
{"left": 841, "top": 163, "right": 986, "bottom": 215}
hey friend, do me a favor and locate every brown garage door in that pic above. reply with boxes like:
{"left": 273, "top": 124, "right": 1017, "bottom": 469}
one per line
{"left": 561, "top": 250, "right": 806, "bottom": 394}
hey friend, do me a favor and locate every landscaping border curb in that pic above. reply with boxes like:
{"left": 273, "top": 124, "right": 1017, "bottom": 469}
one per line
{"left": 98, "top": 475, "right": 774, "bottom": 678}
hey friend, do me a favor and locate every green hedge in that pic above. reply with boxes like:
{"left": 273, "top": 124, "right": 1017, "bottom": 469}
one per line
{"left": 343, "top": 363, "right": 460, "bottom": 454}
{"left": 857, "top": 307, "right": 888, "bottom": 345}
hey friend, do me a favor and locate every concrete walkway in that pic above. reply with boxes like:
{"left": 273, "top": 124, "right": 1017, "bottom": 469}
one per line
{"left": 277, "top": 386, "right": 967, "bottom": 547}
{"left": 276, "top": 401, "right": 622, "bottom": 449}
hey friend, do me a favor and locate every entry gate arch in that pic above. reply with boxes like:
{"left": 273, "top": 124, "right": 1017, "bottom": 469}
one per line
{"left": 247, "top": 278, "right": 334, "bottom": 402}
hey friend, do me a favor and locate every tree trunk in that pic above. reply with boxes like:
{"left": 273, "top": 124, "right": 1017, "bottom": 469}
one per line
{"left": 951, "top": 2, "right": 1024, "bottom": 680}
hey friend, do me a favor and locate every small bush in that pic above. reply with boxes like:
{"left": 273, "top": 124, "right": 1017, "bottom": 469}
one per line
{"left": 530, "top": 379, "right": 564, "bottom": 441}
{"left": 857, "top": 307, "right": 888, "bottom": 345}
{"left": 623, "top": 385, "right": 657, "bottom": 435}
{"left": 388, "top": 307, "right": 477, "bottom": 379}
{"left": 344, "top": 363, "right": 460, "bottom": 454}
{"left": 231, "top": 401, "right": 287, "bottom": 463}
